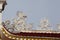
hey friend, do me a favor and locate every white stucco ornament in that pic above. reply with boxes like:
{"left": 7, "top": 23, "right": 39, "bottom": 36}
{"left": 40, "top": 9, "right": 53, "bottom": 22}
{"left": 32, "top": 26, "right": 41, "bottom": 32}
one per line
{"left": 40, "top": 18, "right": 49, "bottom": 27}
{"left": 39, "top": 18, "right": 50, "bottom": 30}
{"left": 57, "top": 24, "right": 60, "bottom": 30}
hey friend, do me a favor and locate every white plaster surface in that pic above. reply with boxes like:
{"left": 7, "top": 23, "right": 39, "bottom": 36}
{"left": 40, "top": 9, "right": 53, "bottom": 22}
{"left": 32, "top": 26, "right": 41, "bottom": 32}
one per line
{"left": 0, "top": 3, "right": 3, "bottom": 10}
{"left": 0, "top": 13, "right": 2, "bottom": 29}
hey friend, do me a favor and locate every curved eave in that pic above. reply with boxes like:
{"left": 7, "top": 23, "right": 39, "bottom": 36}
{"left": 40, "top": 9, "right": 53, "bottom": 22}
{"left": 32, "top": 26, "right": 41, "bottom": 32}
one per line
{"left": 1, "top": 25, "right": 60, "bottom": 39}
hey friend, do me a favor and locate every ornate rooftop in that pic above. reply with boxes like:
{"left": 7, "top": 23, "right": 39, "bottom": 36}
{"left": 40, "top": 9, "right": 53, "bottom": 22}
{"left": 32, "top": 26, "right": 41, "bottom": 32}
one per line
{"left": 2, "top": 11, "right": 60, "bottom": 33}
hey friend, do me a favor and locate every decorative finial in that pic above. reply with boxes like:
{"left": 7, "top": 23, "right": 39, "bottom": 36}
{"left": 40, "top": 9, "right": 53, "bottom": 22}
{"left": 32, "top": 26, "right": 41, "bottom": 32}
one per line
{"left": 39, "top": 18, "right": 50, "bottom": 29}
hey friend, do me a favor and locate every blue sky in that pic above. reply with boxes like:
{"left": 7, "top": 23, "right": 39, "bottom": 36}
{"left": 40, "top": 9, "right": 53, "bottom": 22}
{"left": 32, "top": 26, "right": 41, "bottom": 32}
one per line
{"left": 2, "top": 0, "right": 60, "bottom": 30}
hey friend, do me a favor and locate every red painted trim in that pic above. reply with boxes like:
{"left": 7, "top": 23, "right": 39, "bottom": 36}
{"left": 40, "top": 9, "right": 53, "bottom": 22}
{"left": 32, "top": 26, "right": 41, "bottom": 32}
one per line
{"left": 3, "top": 25, "right": 60, "bottom": 38}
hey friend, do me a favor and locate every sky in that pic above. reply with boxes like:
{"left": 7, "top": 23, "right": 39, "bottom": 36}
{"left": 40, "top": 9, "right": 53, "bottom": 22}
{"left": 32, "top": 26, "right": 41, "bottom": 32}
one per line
{"left": 2, "top": 0, "right": 60, "bottom": 30}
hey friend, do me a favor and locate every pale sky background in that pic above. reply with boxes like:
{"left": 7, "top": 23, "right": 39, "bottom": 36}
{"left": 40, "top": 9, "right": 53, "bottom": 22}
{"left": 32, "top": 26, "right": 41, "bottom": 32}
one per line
{"left": 2, "top": 0, "right": 60, "bottom": 30}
